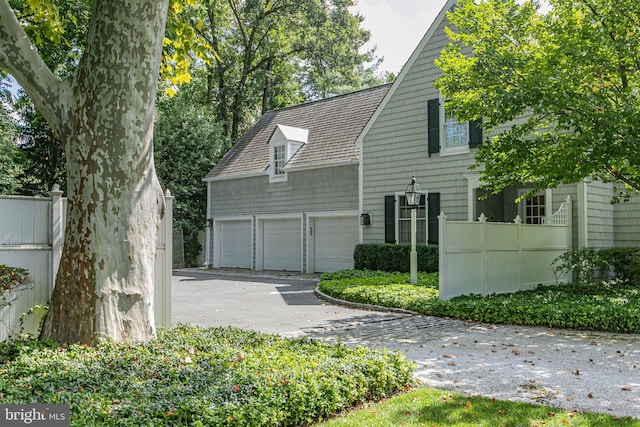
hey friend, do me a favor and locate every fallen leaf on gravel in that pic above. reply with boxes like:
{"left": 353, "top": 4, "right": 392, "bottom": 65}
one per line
{"left": 587, "top": 393, "right": 594, "bottom": 398}
{"left": 566, "top": 397, "right": 573, "bottom": 401}
{"left": 443, "top": 354, "right": 453, "bottom": 359}
{"left": 572, "top": 369, "right": 580, "bottom": 375}
{"left": 512, "top": 349, "right": 521, "bottom": 356}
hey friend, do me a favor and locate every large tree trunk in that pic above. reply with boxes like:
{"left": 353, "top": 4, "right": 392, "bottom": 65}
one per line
{"left": 42, "top": 0, "right": 168, "bottom": 345}
{"left": 0, "top": 0, "right": 169, "bottom": 344}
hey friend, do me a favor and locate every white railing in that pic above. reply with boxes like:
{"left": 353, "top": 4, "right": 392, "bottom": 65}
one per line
{"left": 438, "top": 196, "right": 572, "bottom": 300}
{"left": 542, "top": 196, "right": 571, "bottom": 225}
{"left": 0, "top": 186, "right": 173, "bottom": 340}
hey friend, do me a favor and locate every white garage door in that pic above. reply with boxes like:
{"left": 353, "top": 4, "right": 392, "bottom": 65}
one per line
{"left": 314, "top": 216, "right": 359, "bottom": 272}
{"left": 263, "top": 218, "right": 301, "bottom": 271}
{"left": 220, "top": 220, "right": 252, "bottom": 269}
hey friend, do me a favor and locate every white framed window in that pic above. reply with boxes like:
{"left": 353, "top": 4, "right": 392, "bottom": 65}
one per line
{"left": 268, "top": 125, "right": 308, "bottom": 183}
{"left": 273, "top": 145, "right": 285, "bottom": 176}
{"left": 397, "top": 193, "right": 427, "bottom": 245}
{"left": 441, "top": 99, "right": 470, "bottom": 155}
{"left": 518, "top": 189, "right": 552, "bottom": 224}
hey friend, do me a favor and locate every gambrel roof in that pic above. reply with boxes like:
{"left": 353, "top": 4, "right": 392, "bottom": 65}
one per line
{"left": 204, "top": 84, "right": 391, "bottom": 180}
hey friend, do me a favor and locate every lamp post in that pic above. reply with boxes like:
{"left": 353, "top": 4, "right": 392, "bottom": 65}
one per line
{"left": 405, "top": 176, "right": 421, "bottom": 284}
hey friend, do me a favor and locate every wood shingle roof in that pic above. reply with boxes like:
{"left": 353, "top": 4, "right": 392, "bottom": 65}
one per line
{"left": 205, "top": 84, "right": 391, "bottom": 180}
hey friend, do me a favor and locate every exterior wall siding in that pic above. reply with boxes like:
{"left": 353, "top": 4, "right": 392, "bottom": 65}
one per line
{"left": 552, "top": 184, "right": 579, "bottom": 249}
{"left": 613, "top": 190, "right": 640, "bottom": 247}
{"left": 585, "top": 182, "right": 615, "bottom": 248}
{"left": 210, "top": 165, "right": 357, "bottom": 216}
{"left": 362, "top": 14, "right": 476, "bottom": 244}
{"left": 209, "top": 165, "right": 358, "bottom": 271}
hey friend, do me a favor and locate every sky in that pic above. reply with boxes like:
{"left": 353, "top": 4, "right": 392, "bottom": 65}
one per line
{"left": 350, "top": 0, "right": 450, "bottom": 74}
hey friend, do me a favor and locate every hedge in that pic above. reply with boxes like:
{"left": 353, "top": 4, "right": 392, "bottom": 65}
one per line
{"left": 353, "top": 244, "right": 438, "bottom": 273}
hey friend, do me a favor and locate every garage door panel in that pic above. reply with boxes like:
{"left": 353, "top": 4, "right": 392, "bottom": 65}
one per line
{"left": 314, "top": 216, "right": 358, "bottom": 272}
{"left": 220, "top": 220, "right": 251, "bottom": 269}
{"left": 263, "top": 218, "right": 301, "bottom": 271}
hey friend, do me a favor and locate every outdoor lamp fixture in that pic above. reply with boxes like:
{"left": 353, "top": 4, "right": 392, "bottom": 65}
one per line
{"left": 405, "top": 176, "right": 421, "bottom": 284}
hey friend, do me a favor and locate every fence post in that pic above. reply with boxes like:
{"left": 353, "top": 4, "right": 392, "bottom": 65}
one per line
{"left": 478, "top": 213, "right": 487, "bottom": 295}
{"left": 438, "top": 211, "right": 446, "bottom": 300}
{"left": 565, "top": 196, "right": 573, "bottom": 250}
{"left": 162, "top": 189, "right": 173, "bottom": 327}
{"left": 514, "top": 214, "right": 523, "bottom": 290}
{"left": 50, "top": 184, "right": 64, "bottom": 294}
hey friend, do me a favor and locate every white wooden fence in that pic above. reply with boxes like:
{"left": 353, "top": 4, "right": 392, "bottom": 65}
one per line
{"left": 0, "top": 186, "right": 173, "bottom": 340}
{"left": 438, "top": 196, "right": 572, "bottom": 300}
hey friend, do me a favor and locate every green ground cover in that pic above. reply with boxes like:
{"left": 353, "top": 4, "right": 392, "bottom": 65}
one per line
{"left": 318, "top": 270, "right": 640, "bottom": 333}
{"left": 0, "top": 325, "right": 413, "bottom": 426}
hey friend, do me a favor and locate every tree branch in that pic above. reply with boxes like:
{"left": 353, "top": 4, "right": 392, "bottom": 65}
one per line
{"left": 604, "top": 164, "right": 640, "bottom": 192}
{"left": 0, "top": 0, "right": 67, "bottom": 137}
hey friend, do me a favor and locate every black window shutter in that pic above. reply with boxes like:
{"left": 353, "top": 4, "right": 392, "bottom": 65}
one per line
{"left": 469, "top": 119, "right": 483, "bottom": 148}
{"left": 384, "top": 195, "right": 395, "bottom": 244}
{"left": 427, "top": 99, "right": 440, "bottom": 155}
{"left": 427, "top": 192, "right": 440, "bottom": 245}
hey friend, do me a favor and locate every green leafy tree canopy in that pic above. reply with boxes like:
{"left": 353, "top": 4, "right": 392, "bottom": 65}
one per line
{"left": 154, "top": 89, "right": 230, "bottom": 267}
{"left": 436, "top": 0, "right": 640, "bottom": 197}
{"left": 0, "top": 86, "right": 23, "bottom": 194}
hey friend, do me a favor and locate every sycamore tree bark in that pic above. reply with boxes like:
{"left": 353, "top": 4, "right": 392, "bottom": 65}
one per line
{"left": 0, "top": 0, "right": 169, "bottom": 344}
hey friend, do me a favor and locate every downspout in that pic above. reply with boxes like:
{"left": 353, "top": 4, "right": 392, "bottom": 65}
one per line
{"left": 357, "top": 138, "right": 364, "bottom": 244}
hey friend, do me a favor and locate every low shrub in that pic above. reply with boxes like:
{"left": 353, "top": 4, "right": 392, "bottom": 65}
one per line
{"left": 0, "top": 325, "right": 415, "bottom": 426}
{"left": 318, "top": 271, "right": 640, "bottom": 333}
{"left": 353, "top": 244, "right": 438, "bottom": 273}
{"left": 552, "top": 247, "right": 640, "bottom": 286}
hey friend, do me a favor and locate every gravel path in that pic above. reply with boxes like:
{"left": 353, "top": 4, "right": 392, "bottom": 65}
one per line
{"left": 300, "top": 310, "right": 640, "bottom": 419}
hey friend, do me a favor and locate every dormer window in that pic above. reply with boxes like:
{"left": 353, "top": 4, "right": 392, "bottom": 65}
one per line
{"left": 273, "top": 145, "right": 286, "bottom": 176}
{"left": 269, "top": 124, "right": 309, "bottom": 182}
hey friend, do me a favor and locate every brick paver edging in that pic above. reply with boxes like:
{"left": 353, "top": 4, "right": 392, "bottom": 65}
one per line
{"left": 313, "top": 286, "right": 417, "bottom": 315}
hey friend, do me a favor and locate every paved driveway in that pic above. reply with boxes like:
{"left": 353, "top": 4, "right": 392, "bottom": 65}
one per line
{"left": 172, "top": 269, "right": 399, "bottom": 335}
{"left": 172, "top": 269, "right": 640, "bottom": 419}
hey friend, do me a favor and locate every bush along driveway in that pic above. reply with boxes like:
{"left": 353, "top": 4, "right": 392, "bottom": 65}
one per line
{"left": 0, "top": 325, "right": 414, "bottom": 426}
{"left": 318, "top": 270, "right": 640, "bottom": 333}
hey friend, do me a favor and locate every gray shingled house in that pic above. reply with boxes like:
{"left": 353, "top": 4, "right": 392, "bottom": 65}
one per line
{"left": 204, "top": 84, "right": 390, "bottom": 273}
{"left": 358, "top": 0, "right": 640, "bottom": 250}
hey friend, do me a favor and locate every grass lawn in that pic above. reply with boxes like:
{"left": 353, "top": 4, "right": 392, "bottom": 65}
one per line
{"left": 319, "top": 387, "right": 640, "bottom": 426}
{"left": 318, "top": 270, "right": 640, "bottom": 334}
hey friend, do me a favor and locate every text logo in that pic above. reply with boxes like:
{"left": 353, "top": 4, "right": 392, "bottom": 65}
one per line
{"left": 1, "top": 405, "right": 69, "bottom": 426}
